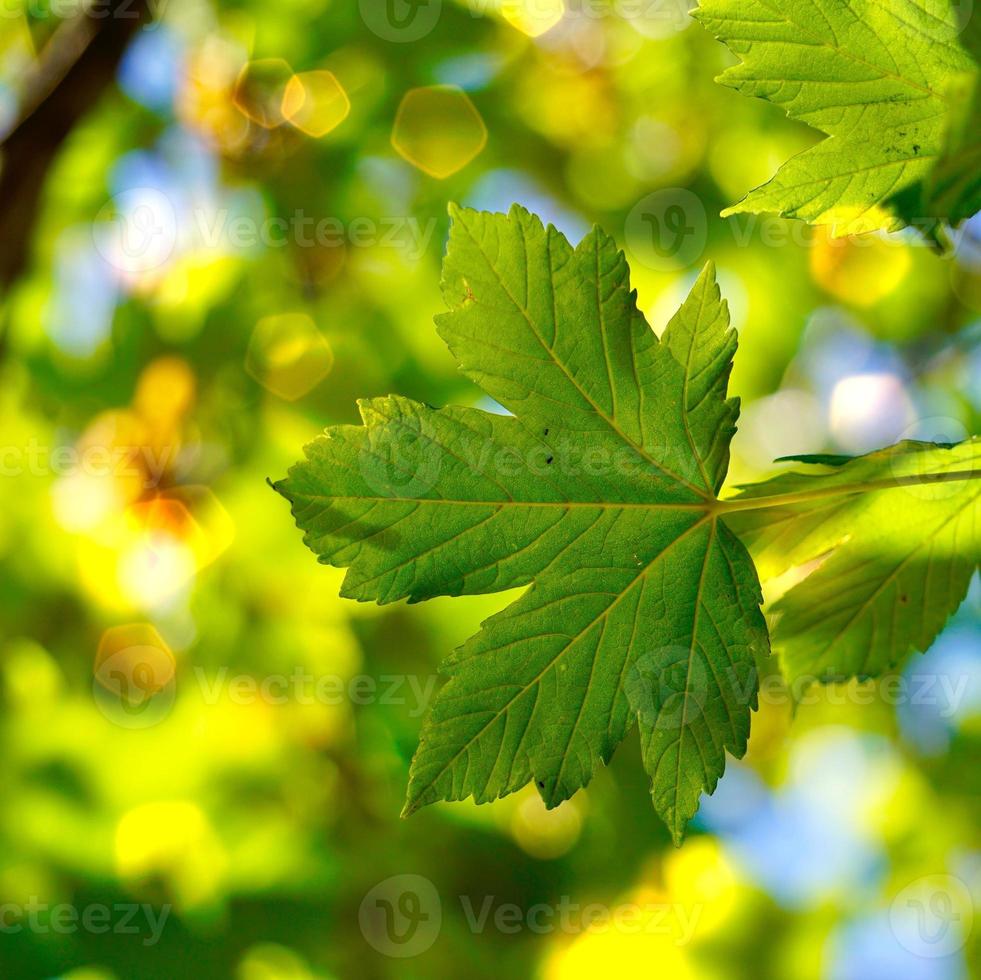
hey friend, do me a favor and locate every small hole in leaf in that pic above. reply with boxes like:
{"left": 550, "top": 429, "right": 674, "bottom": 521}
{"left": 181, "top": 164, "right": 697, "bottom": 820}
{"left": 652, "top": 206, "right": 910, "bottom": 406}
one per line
{"left": 546, "top": 456, "right": 553, "bottom": 464}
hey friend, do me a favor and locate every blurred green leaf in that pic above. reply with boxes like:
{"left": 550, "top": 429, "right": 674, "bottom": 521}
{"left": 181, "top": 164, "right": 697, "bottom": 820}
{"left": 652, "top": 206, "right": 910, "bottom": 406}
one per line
{"left": 696, "top": 0, "right": 980, "bottom": 237}
{"left": 728, "top": 439, "right": 981, "bottom": 681}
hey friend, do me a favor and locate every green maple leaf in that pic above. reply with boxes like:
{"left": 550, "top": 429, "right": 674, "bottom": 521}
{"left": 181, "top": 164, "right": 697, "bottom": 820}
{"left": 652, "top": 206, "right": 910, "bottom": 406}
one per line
{"left": 695, "top": 0, "right": 981, "bottom": 237}
{"left": 275, "top": 205, "right": 981, "bottom": 842}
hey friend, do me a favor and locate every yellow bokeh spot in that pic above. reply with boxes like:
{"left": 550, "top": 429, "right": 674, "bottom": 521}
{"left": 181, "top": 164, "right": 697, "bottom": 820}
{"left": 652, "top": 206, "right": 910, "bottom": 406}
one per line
{"left": 155, "top": 253, "right": 241, "bottom": 334}
{"left": 233, "top": 58, "right": 294, "bottom": 129}
{"left": 52, "top": 470, "right": 126, "bottom": 534}
{"left": 76, "top": 488, "right": 233, "bottom": 611}
{"left": 115, "top": 800, "right": 226, "bottom": 908}
{"left": 823, "top": 203, "right": 903, "bottom": 237}
{"left": 179, "top": 39, "right": 252, "bottom": 153}
{"left": 663, "top": 836, "right": 738, "bottom": 937}
{"left": 4, "top": 640, "right": 63, "bottom": 708}
{"left": 281, "top": 70, "right": 350, "bottom": 138}
{"left": 132, "top": 357, "right": 195, "bottom": 482}
{"left": 116, "top": 531, "right": 197, "bottom": 608}
{"left": 500, "top": 0, "right": 565, "bottom": 37}
{"left": 510, "top": 789, "right": 583, "bottom": 859}
{"left": 810, "top": 228, "right": 912, "bottom": 306}
{"left": 515, "top": 66, "right": 615, "bottom": 148}
{"left": 130, "top": 490, "right": 235, "bottom": 569}
{"left": 391, "top": 85, "right": 487, "bottom": 179}
{"left": 135, "top": 356, "right": 196, "bottom": 430}
{"left": 238, "top": 943, "right": 316, "bottom": 980}
{"left": 74, "top": 409, "right": 153, "bottom": 509}
{"left": 545, "top": 914, "right": 694, "bottom": 980}
{"left": 246, "top": 313, "right": 334, "bottom": 400}
{"left": 95, "top": 624, "right": 176, "bottom": 697}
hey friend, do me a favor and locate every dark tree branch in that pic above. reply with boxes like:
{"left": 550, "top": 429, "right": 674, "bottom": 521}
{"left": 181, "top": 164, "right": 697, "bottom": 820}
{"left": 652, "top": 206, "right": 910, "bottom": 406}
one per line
{"left": 0, "top": 0, "right": 152, "bottom": 290}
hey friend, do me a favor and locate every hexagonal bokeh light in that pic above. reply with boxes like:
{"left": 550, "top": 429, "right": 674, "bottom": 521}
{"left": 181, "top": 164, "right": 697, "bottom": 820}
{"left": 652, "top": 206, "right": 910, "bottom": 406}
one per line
{"left": 281, "top": 70, "right": 350, "bottom": 138}
{"left": 245, "top": 312, "right": 334, "bottom": 400}
{"left": 500, "top": 0, "right": 565, "bottom": 37}
{"left": 391, "top": 85, "right": 488, "bottom": 179}
{"left": 233, "top": 58, "right": 294, "bottom": 128}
